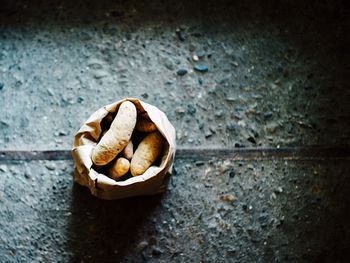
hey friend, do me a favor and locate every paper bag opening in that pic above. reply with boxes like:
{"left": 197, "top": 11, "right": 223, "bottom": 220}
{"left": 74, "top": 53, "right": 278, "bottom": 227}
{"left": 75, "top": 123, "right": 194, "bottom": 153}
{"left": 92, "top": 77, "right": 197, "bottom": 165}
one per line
{"left": 71, "top": 98, "right": 176, "bottom": 200}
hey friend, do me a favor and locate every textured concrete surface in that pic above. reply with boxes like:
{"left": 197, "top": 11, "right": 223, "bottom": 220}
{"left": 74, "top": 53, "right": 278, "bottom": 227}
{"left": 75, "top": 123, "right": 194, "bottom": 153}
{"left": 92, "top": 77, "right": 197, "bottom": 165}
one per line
{"left": 0, "top": 159, "right": 349, "bottom": 262}
{"left": 0, "top": 0, "right": 349, "bottom": 150}
{"left": 0, "top": 0, "right": 350, "bottom": 262}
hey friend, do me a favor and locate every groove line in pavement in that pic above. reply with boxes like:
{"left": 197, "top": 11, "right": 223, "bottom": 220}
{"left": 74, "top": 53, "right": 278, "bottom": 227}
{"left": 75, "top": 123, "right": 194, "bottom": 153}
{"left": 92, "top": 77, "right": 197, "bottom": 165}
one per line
{"left": 0, "top": 147, "right": 349, "bottom": 161}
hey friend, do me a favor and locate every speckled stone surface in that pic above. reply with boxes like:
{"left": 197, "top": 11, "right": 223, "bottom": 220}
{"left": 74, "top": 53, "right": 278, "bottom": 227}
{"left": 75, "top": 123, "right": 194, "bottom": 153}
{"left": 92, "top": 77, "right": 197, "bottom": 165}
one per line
{"left": 0, "top": 1, "right": 349, "bottom": 262}
{"left": 0, "top": 0, "right": 349, "bottom": 150}
{"left": 0, "top": 159, "right": 349, "bottom": 262}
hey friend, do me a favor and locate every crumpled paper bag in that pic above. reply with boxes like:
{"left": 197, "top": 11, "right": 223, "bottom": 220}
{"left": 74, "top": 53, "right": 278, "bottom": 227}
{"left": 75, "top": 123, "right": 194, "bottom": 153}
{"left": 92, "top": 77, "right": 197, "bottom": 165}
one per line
{"left": 71, "top": 98, "right": 176, "bottom": 200}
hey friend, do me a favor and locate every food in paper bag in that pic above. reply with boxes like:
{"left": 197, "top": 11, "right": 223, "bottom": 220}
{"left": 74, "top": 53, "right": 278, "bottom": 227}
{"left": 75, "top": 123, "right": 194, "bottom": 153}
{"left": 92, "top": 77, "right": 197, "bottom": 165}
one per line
{"left": 71, "top": 98, "right": 176, "bottom": 200}
{"left": 130, "top": 131, "right": 164, "bottom": 176}
{"left": 109, "top": 157, "right": 130, "bottom": 179}
{"left": 91, "top": 100, "right": 166, "bottom": 181}
{"left": 135, "top": 118, "right": 158, "bottom": 132}
{"left": 92, "top": 101, "right": 137, "bottom": 165}
{"left": 122, "top": 140, "right": 134, "bottom": 160}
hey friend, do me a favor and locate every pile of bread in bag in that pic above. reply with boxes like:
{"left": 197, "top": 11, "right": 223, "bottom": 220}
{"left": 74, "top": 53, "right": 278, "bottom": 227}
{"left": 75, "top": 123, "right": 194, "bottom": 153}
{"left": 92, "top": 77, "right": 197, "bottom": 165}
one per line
{"left": 91, "top": 101, "right": 164, "bottom": 180}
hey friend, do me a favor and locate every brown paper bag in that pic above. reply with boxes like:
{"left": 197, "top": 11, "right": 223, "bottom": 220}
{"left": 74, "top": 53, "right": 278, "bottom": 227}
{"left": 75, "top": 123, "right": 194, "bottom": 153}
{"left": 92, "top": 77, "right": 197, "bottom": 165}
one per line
{"left": 71, "top": 98, "right": 176, "bottom": 200}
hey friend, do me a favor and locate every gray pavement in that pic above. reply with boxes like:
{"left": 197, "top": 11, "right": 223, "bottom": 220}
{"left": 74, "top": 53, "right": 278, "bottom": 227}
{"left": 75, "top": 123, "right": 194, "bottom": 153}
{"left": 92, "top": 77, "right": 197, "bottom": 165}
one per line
{"left": 1, "top": 0, "right": 349, "bottom": 150}
{"left": 0, "top": 0, "right": 349, "bottom": 262}
{"left": 1, "top": 159, "right": 349, "bottom": 262}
